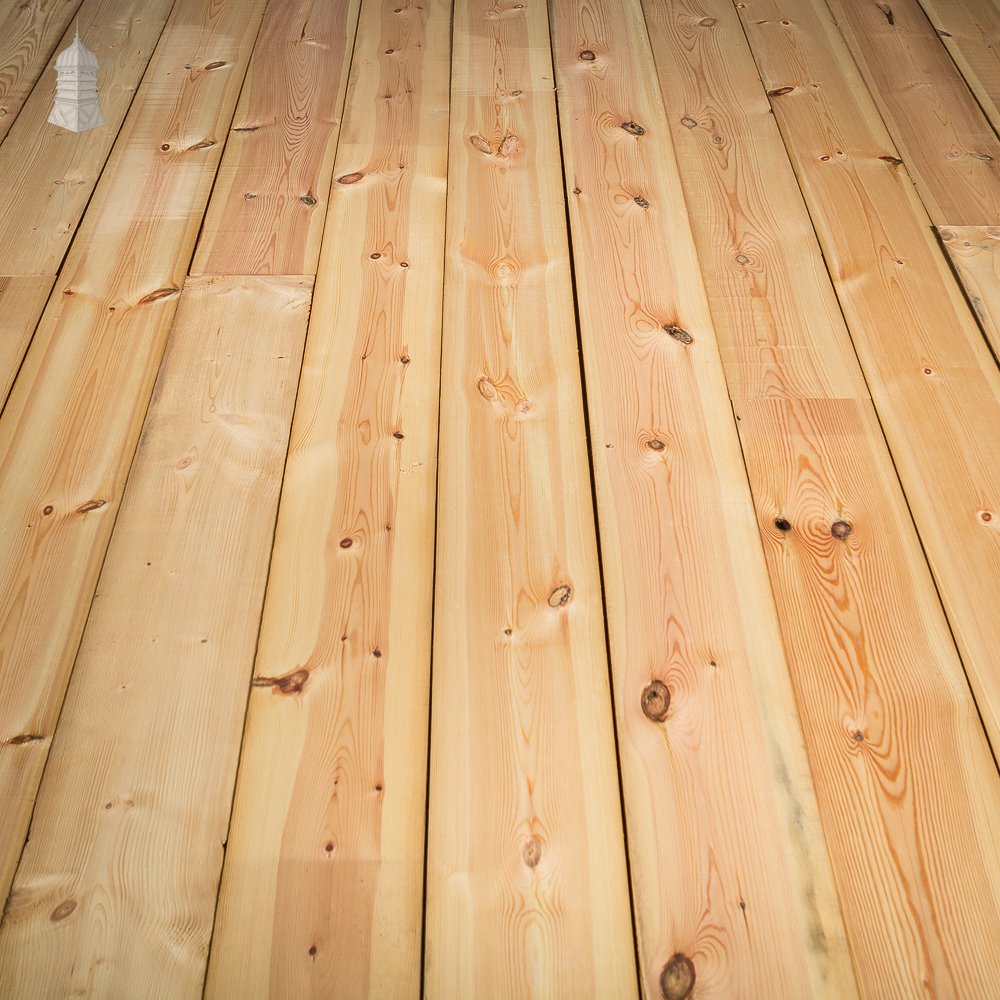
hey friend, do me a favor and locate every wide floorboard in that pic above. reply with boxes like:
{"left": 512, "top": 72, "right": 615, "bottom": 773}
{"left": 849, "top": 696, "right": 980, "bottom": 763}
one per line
{"left": 1, "top": 0, "right": 998, "bottom": 997}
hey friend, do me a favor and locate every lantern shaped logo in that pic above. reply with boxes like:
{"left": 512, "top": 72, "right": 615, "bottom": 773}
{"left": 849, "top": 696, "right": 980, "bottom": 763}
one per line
{"left": 48, "top": 24, "right": 105, "bottom": 133}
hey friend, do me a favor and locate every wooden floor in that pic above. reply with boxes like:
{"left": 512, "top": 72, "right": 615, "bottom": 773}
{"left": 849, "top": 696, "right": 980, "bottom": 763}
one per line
{"left": 1, "top": 0, "right": 999, "bottom": 996}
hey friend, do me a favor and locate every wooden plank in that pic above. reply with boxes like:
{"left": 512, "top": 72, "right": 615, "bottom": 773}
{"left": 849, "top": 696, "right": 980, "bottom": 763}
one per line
{"left": 549, "top": 1, "right": 855, "bottom": 997}
{"left": 423, "top": 0, "right": 637, "bottom": 994}
{"left": 645, "top": 4, "right": 1000, "bottom": 994}
{"left": 0, "top": 0, "right": 174, "bottom": 275}
{"left": 191, "top": 0, "right": 360, "bottom": 276}
{"left": 0, "top": 275, "right": 53, "bottom": 405}
{"left": 916, "top": 0, "right": 1000, "bottom": 133}
{"left": 0, "top": 0, "right": 85, "bottom": 145}
{"left": 204, "top": 0, "right": 449, "bottom": 995}
{"left": 826, "top": 0, "right": 1000, "bottom": 226}
{"left": 0, "top": 0, "right": 267, "bottom": 906}
{"left": 0, "top": 275, "right": 310, "bottom": 1000}
{"left": 737, "top": 1, "right": 1000, "bottom": 755}
{"left": 939, "top": 224, "right": 1000, "bottom": 358}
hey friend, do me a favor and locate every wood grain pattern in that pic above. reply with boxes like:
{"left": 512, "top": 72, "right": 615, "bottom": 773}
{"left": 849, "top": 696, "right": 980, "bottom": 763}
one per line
{"left": 0, "top": 275, "right": 310, "bottom": 1000}
{"left": 191, "top": 0, "right": 360, "bottom": 275}
{"left": 423, "top": 0, "right": 637, "bottom": 994}
{"left": 0, "top": 275, "right": 53, "bottom": 405}
{"left": 0, "top": 0, "right": 267, "bottom": 906}
{"left": 737, "top": 0, "right": 1000, "bottom": 757}
{"left": 939, "top": 224, "right": 1000, "bottom": 358}
{"left": 647, "top": 5, "right": 1000, "bottom": 994}
{"left": 916, "top": 0, "right": 1000, "bottom": 133}
{"left": 0, "top": 0, "right": 174, "bottom": 275}
{"left": 826, "top": 0, "right": 1000, "bottom": 226}
{"left": 549, "top": 1, "right": 855, "bottom": 997}
{"left": 205, "top": 0, "right": 450, "bottom": 995}
{"left": 0, "top": 0, "right": 84, "bottom": 144}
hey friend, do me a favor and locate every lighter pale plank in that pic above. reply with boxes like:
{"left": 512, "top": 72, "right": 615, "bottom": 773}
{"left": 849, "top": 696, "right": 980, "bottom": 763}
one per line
{"left": 0, "top": 275, "right": 310, "bottom": 1000}
{"left": 191, "top": 0, "right": 360, "bottom": 275}
{"left": 825, "top": 0, "right": 1000, "bottom": 226}
{"left": 550, "top": 1, "right": 855, "bottom": 997}
{"left": 917, "top": 0, "right": 1000, "bottom": 133}
{"left": 0, "top": 0, "right": 174, "bottom": 275}
{"left": 205, "top": 0, "right": 450, "bottom": 995}
{"left": 0, "top": 0, "right": 268, "bottom": 906}
{"left": 0, "top": 275, "right": 52, "bottom": 405}
{"left": 424, "top": 0, "right": 637, "bottom": 994}
{"left": 939, "top": 224, "right": 1000, "bottom": 358}
{"left": 738, "top": 0, "right": 1000, "bottom": 771}
{"left": 0, "top": 0, "right": 84, "bottom": 144}
{"left": 648, "top": 4, "right": 1000, "bottom": 995}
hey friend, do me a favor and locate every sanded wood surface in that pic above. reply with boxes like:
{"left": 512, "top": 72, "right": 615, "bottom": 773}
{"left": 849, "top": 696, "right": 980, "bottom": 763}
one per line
{"left": 0, "top": 0, "right": 85, "bottom": 144}
{"left": 206, "top": 0, "right": 450, "bottom": 995}
{"left": 551, "top": 1, "right": 855, "bottom": 997}
{"left": 0, "top": 275, "right": 53, "bottom": 406}
{"left": 739, "top": 0, "right": 1000, "bottom": 753}
{"left": 191, "top": 0, "right": 360, "bottom": 276}
{"left": 917, "top": 0, "right": 1000, "bottom": 133}
{"left": 2, "top": 0, "right": 1000, "bottom": 995}
{"left": 424, "top": 0, "right": 636, "bottom": 994}
{"left": 0, "top": 0, "right": 267, "bottom": 905}
{"left": 0, "top": 275, "right": 310, "bottom": 1000}
{"left": 0, "top": 0, "right": 174, "bottom": 275}
{"left": 826, "top": 0, "right": 1000, "bottom": 226}
{"left": 647, "top": 3, "right": 1000, "bottom": 995}
{"left": 940, "top": 224, "right": 1000, "bottom": 358}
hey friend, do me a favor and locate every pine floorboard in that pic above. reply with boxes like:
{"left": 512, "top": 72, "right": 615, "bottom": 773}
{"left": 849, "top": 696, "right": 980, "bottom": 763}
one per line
{"left": 1, "top": 0, "right": 999, "bottom": 997}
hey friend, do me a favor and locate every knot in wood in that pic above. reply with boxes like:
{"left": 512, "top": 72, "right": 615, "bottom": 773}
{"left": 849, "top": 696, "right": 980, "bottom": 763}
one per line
{"left": 698, "top": 16, "right": 717, "bottom": 26}
{"left": 621, "top": 120, "right": 645, "bottom": 136}
{"left": 634, "top": 195, "right": 650, "bottom": 208}
{"left": 641, "top": 680, "right": 670, "bottom": 722}
{"left": 138, "top": 286, "right": 179, "bottom": 305}
{"left": 663, "top": 324, "right": 693, "bottom": 345}
{"left": 831, "top": 520, "right": 853, "bottom": 540}
{"left": 647, "top": 439, "right": 666, "bottom": 452}
{"left": 470, "top": 134, "right": 493, "bottom": 154}
{"left": 774, "top": 517, "right": 791, "bottom": 532}
{"left": 497, "top": 133, "right": 519, "bottom": 158}
{"left": 660, "top": 954, "right": 695, "bottom": 1000}
{"left": 680, "top": 116, "right": 697, "bottom": 128}
{"left": 50, "top": 899, "right": 77, "bottom": 922}
{"left": 522, "top": 838, "right": 543, "bottom": 868}
{"left": 767, "top": 86, "right": 795, "bottom": 97}
{"left": 338, "top": 172, "right": 364, "bottom": 184}
{"left": 548, "top": 584, "right": 572, "bottom": 608}
{"left": 579, "top": 49, "right": 596, "bottom": 61}
{"left": 255, "top": 669, "right": 309, "bottom": 694}
{"left": 300, "top": 193, "right": 317, "bottom": 205}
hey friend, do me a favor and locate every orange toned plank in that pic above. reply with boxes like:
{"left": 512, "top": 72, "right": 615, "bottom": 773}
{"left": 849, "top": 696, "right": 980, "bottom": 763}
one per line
{"left": 549, "top": 1, "right": 855, "bottom": 997}
{"left": 0, "top": 0, "right": 267, "bottom": 905}
{"left": 0, "top": 0, "right": 84, "bottom": 144}
{"left": 0, "top": 275, "right": 310, "bottom": 1000}
{"left": 205, "top": 0, "right": 450, "bottom": 995}
{"left": 0, "top": 275, "right": 52, "bottom": 404}
{"left": 191, "top": 0, "right": 360, "bottom": 275}
{"left": 939, "top": 224, "right": 1000, "bottom": 358}
{"left": 826, "top": 0, "right": 1000, "bottom": 226}
{"left": 917, "top": 0, "right": 1000, "bottom": 132}
{"left": 0, "top": 0, "right": 174, "bottom": 275}
{"left": 738, "top": 0, "right": 1000, "bottom": 752}
{"left": 649, "top": 7, "right": 1000, "bottom": 995}
{"left": 423, "top": 0, "right": 637, "bottom": 994}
